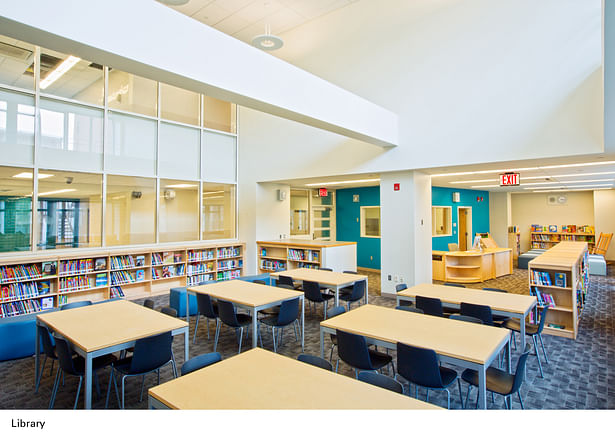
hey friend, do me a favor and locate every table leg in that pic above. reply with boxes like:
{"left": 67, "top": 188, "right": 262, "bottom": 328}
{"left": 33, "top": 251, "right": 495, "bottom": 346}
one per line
{"left": 520, "top": 315, "right": 526, "bottom": 353}
{"left": 478, "top": 366, "right": 487, "bottom": 409}
{"left": 334, "top": 285, "right": 339, "bottom": 307}
{"left": 364, "top": 278, "right": 369, "bottom": 304}
{"left": 184, "top": 326, "right": 189, "bottom": 363}
{"left": 319, "top": 328, "right": 325, "bottom": 358}
{"left": 34, "top": 321, "right": 40, "bottom": 392}
{"left": 185, "top": 290, "right": 190, "bottom": 324}
{"left": 252, "top": 307, "right": 258, "bottom": 348}
{"left": 507, "top": 337, "right": 512, "bottom": 373}
{"left": 301, "top": 296, "right": 305, "bottom": 351}
{"left": 85, "top": 353, "right": 93, "bottom": 409}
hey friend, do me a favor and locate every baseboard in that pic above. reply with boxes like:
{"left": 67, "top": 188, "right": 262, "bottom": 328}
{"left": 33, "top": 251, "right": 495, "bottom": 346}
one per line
{"left": 357, "top": 267, "right": 380, "bottom": 273}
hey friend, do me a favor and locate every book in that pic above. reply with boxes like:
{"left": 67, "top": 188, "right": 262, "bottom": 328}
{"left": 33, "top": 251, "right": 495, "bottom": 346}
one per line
{"left": 41, "top": 297, "right": 54, "bottom": 310}
{"left": 94, "top": 258, "right": 107, "bottom": 271}
{"left": 136, "top": 269, "right": 145, "bottom": 281}
{"left": 554, "top": 272, "right": 566, "bottom": 288}
{"left": 38, "top": 281, "right": 51, "bottom": 295}
{"left": 95, "top": 273, "right": 107, "bottom": 286}
{"left": 42, "top": 262, "right": 56, "bottom": 275}
{"left": 135, "top": 256, "right": 145, "bottom": 267}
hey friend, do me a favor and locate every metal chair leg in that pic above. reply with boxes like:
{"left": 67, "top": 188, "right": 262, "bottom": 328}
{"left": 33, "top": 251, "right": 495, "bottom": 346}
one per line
{"left": 446, "top": 388, "right": 450, "bottom": 410}
{"left": 36, "top": 355, "right": 48, "bottom": 393}
{"left": 465, "top": 385, "right": 472, "bottom": 409}
{"left": 213, "top": 321, "right": 220, "bottom": 352}
{"left": 271, "top": 326, "right": 277, "bottom": 353}
{"left": 538, "top": 333, "right": 549, "bottom": 364}
{"left": 329, "top": 344, "right": 336, "bottom": 363}
{"left": 121, "top": 375, "right": 127, "bottom": 410}
{"left": 193, "top": 314, "right": 200, "bottom": 344}
{"left": 517, "top": 391, "right": 525, "bottom": 410}
{"left": 238, "top": 327, "right": 243, "bottom": 354}
{"left": 48, "top": 367, "right": 61, "bottom": 409}
{"left": 532, "top": 335, "right": 544, "bottom": 378}
{"left": 73, "top": 376, "right": 83, "bottom": 409}
{"left": 457, "top": 378, "right": 464, "bottom": 409}
{"left": 335, "top": 359, "right": 339, "bottom": 373}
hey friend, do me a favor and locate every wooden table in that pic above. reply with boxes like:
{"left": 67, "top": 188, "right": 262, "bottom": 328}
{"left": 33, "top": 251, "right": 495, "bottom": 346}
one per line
{"left": 35, "top": 299, "right": 189, "bottom": 409}
{"left": 148, "top": 348, "right": 440, "bottom": 409}
{"left": 270, "top": 269, "right": 368, "bottom": 306}
{"left": 397, "top": 283, "right": 537, "bottom": 353}
{"left": 320, "top": 304, "right": 510, "bottom": 409}
{"left": 187, "top": 280, "right": 305, "bottom": 351}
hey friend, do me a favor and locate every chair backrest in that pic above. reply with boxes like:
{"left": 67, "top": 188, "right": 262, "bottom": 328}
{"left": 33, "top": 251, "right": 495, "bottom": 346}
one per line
{"left": 60, "top": 300, "right": 92, "bottom": 310}
{"left": 448, "top": 243, "right": 459, "bottom": 252}
{"left": 343, "top": 270, "right": 358, "bottom": 274}
{"left": 443, "top": 283, "right": 465, "bottom": 288}
{"left": 395, "top": 283, "right": 408, "bottom": 292}
{"left": 303, "top": 280, "right": 325, "bottom": 303}
{"left": 278, "top": 275, "right": 295, "bottom": 287}
{"left": 336, "top": 329, "right": 375, "bottom": 371}
{"left": 396, "top": 342, "right": 444, "bottom": 388}
{"left": 536, "top": 305, "right": 550, "bottom": 333}
{"left": 347, "top": 280, "right": 365, "bottom": 301}
{"left": 319, "top": 267, "right": 333, "bottom": 271}
{"left": 276, "top": 283, "right": 295, "bottom": 290}
{"left": 327, "top": 305, "right": 346, "bottom": 319}
{"left": 510, "top": 344, "right": 532, "bottom": 394}
{"left": 38, "top": 325, "right": 56, "bottom": 358}
{"left": 483, "top": 287, "right": 507, "bottom": 293}
{"left": 297, "top": 353, "right": 332, "bottom": 371}
{"left": 593, "top": 232, "right": 612, "bottom": 256}
{"left": 275, "top": 297, "right": 300, "bottom": 326}
{"left": 130, "top": 331, "right": 174, "bottom": 374}
{"left": 253, "top": 279, "right": 267, "bottom": 285}
{"left": 143, "top": 299, "right": 155, "bottom": 309}
{"left": 54, "top": 336, "right": 80, "bottom": 376}
{"left": 181, "top": 352, "right": 222, "bottom": 376}
{"left": 415, "top": 295, "right": 444, "bottom": 317}
{"left": 161, "top": 306, "right": 177, "bottom": 317}
{"left": 357, "top": 371, "right": 404, "bottom": 394}
{"left": 395, "top": 305, "right": 424, "bottom": 314}
{"left": 449, "top": 314, "right": 483, "bottom": 324}
{"left": 196, "top": 293, "right": 217, "bottom": 319}
{"left": 217, "top": 300, "right": 241, "bottom": 327}
{"left": 460, "top": 302, "right": 494, "bottom": 326}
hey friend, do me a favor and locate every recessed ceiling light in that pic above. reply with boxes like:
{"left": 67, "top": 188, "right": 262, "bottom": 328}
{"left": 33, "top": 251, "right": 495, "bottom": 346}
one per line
{"left": 432, "top": 160, "right": 615, "bottom": 178}
{"left": 165, "top": 184, "right": 197, "bottom": 189}
{"left": 40, "top": 55, "right": 81, "bottom": 90}
{"left": 38, "top": 188, "right": 76, "bottom": 196}
{"left": 13, "top": 172, "right": 53, "bottom": 179}
{"left": 304, "top": 178, "right": 380, "bottom": 187}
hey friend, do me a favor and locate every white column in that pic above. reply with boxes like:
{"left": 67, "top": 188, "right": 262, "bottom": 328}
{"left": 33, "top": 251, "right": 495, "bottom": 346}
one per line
{"left": 489, "top": 192, "right": 512, "bottom": 248}
{"left": 380, "top": 170, "right": 432, "bottom": 295}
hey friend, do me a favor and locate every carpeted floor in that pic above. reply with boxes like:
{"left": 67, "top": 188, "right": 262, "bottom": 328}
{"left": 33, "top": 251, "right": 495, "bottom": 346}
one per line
{"left": 1, "top": 264, "right": 613, "bottom": 410}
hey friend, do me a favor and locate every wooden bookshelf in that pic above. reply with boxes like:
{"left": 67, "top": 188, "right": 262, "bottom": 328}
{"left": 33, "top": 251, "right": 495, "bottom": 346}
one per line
{"left": 528, "top": 241, "right": 589, "bottom": 339}
{"left": 257, "top": 239, "right": 356, "bottom": 274}
{"left": 508, "top": 229, "right": 520, "bottom": 261}
{"left": 0, "top": 242, "right": 244, "bottom": 319}
{"left": 530, "top": 231, "right": 595, "bottom": 250}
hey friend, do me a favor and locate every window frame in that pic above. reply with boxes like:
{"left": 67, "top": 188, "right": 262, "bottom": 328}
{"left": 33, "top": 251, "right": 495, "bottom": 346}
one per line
{"left": 360, "top": 205, "right": 381, "bottom": 239}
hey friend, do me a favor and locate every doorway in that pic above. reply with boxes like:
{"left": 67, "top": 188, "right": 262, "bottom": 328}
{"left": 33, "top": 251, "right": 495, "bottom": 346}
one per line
{"left": 457, "top": 207, "right": 472, "bottom": 251}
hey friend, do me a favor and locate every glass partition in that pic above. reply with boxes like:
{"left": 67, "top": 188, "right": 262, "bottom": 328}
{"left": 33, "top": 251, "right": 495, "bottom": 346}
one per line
{"left": 107, "top": 69, "right": 157, "bottom": 117}
{"left": 290, "top": 189, "right": 309, "bottom": 236}
{"left": 202, "top": 131, "right": 236, "bottom": 182}
{"left": 0, "top": 166, "right": 32, "bottom": 252}
{"left": 106, "top": 111, "right": 157, "bottom": 176}
{"left": 203, "top": 96, "right": 236, "bottom": 133}
{"left": 159, "top": 179, "right": 199, "bottom": 243}
{"left": 0, "top": 35, "right": 34, "bottom": 90}
{"left": 360, "top": 206, "right": 381, "bottom": 238}
{"left": 160, "top": 82, "right": 199, "bottom": 126}
{"left": 0, "top": 89, "right": 35, "bottom": 165}
{"left": 202, "top": 183, "right": 236, "bottom": 240}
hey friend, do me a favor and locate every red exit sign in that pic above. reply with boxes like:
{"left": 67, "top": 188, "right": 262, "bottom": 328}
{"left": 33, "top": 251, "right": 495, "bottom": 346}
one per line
{"left": 499, "top": 173, "right": 520, "bottom": 186}
{"left": 318, "top": 188, "right": 328, "bottom": 197}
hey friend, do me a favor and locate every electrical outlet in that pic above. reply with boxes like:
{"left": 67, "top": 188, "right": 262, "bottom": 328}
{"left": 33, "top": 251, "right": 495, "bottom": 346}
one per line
{"left": 388, "top": 275, "right": 392, "bottom": 281}
{"left": 394, "top": 275, "right": 399, "bottom": 282}
{"left": 399, "top": 276, "right": 404, "bottom": 283}
{"left": 453, "top": 230, "right": 456, "bottom": 235}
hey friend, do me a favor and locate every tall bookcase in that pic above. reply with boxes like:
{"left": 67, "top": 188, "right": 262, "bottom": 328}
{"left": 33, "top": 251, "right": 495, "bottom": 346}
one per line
{"left": 528, "top": 241, "right": 589, "bottom": 339}
{"left": 257, "top": 240, "right": 356, "bottom": 274}
{"left": 0, "top": 242, "right": 244, "bottom": 319}
{"left": 507, "top": 228, "right": 520, "bottom": 261}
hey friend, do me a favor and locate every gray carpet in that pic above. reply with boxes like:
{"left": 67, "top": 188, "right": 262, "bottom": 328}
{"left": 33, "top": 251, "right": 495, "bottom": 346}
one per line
{"left": 1, "top": 265, "right": 613, "bottom": 410}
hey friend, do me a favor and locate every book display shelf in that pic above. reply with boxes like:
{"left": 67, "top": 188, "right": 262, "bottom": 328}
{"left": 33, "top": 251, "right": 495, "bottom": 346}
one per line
{"left": 528, "top": 241, "right": 589, "bottom": 339}
{"left": 529, "top": 224, "right": 595, "bottom": 250}
{"left": 0, "top": 242, "right": 244, "bottom": 319}
{"left": 257, "top": 240, "right": 356, "bottom": 274}
{"left": 508, "top": 226, "right": 521, "bottom": 261}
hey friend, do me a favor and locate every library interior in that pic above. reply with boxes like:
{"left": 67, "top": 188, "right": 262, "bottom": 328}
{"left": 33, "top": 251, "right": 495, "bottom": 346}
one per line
{"left": 0, "top": 0, "right": 613, "bottom": 423}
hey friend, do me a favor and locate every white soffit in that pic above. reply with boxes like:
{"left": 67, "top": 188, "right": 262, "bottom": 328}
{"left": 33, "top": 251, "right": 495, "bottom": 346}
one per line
{"left": 0, "top": 0, "right": 398, "bottom": 148}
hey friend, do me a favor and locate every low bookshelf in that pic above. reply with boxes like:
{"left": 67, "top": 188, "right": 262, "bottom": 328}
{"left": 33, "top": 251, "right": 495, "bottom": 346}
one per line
{"left": 529, "top": 225, "right": 595, "bottom": 250}
{"left": 257, "top": 239, "right": 356, "bottom": 274}
{"left": 528, "top": 241, "right": 589, "bottom": 339}
{"left": 0, "top": 242, "right": 244, "bottom": 320}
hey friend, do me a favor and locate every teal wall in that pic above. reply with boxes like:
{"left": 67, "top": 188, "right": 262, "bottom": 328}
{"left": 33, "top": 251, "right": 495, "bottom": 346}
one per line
{"left": 431, "top": 186, "right": 490, "bottom": 251}
{"left": 336, "top": 186, "right": 381, "bottom": 269}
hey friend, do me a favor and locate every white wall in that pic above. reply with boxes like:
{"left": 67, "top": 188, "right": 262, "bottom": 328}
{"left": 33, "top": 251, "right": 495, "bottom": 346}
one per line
{"left": 489, "top": 192, "right": 512, "bottom": 248}
{"left": 593, "top": 190, "right": 615, "bottom": 260}
{"left": 511, "top": 191, "right": 596, "bottom": 252}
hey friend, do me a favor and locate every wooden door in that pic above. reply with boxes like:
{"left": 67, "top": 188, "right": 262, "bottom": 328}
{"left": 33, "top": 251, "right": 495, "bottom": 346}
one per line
{"left": 459, "top": 209, "right": 468, "bottom": 251}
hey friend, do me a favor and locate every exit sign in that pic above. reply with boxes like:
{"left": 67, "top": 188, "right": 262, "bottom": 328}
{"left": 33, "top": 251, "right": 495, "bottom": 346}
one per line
{"left": 500, "top": 173, "right": 520, "bottom": 186}
{"left": 318, "top": 188, "right": 328, "bottom": 197}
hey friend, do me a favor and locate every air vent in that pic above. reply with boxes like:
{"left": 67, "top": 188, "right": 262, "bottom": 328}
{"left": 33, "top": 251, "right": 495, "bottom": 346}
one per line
{"left": 0, "top": 41, "right": 32, "bottom": 61}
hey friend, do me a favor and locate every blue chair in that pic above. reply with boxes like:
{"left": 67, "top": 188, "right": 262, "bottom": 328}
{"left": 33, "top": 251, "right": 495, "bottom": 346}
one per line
{"left": 106, "top": 331, "right": 177, "bottom": 409}
{"left": 462, "top": 344, "right": 532, "bottom": 409}
{"left": 253, "top": 280, "right": 280, "bottom": 316}
{"left": 193, "top": 293, "right": 219, "bottom": 344}
{"left": 460, "top": 302, "right": 499, "bottom": 327}
{"left": 415, "top": 295, "right": 444, "bottom": 317}
{"left": 396, "top": 342, "right": 463, "bottom": 409}
{"left": 259, "top": 298, "right": 300, "bottom": 352}
{"left": 36, "top": 325, "right": 58, "bottom": 393}
{"left": 297, "top": 353, "right": 333, "bottom": 371}
{"left": 303, "top": 280, "right": 334, "bottom": 319}
{"left": 339, "top": 280, "right": 365, "bottom": 310}
{"left": 49, "top": 336, "right": 116, "bottom": 409}
{"left": 336, "top": 329, "right": 393, "bottom": 377}
{"left": 503, "top": 306, "right": 550, "bottom": 378}
{"left": 482, "top": 288, "right": 512, "bottom": 323}
{"left": 319, "top": 267, "right": 333, "bottom": 271}
{"left": 358, "top": 371, "right": 404, "bottom": 394}
{"left": 395, "top": 306, "right": 424, "bottom": 314}
{"left": 326, "top": 305, "right": 346, "bottom": 363}
{"left": 449, "top": 314, "right": 483, "bottom": 324}
{"left": 60, "top": 300, "right": 92, "bottom": 310}
{"left": 396, "top": 283, "right": 413, "bottom": 307}
{"left": 215, "top": 300, "right": 260, "bottom": 354}
{"left": 181, "top": 352, "right": 222, "bottom": 376}
{"left": 277, "top": 275, "right": 301, "bottom": 290}
{"left": 143, "top": 299, "right": 155, "bottom": 309}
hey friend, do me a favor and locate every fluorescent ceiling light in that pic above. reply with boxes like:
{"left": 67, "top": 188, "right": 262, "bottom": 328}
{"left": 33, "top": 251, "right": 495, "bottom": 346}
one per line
{"left": 39, "top": 188, "right": 76, "bottom": 196}
{"left": 203, "top": 195, "right": 224, "bottom": 200}
{"left": 165, "top": 184, "right": 197, "bottom": 189}
{"left": 304, "top": 178, "right": 380, "bottom": 187}
{"left": 40, "top": 56, "right": 81, "bottom": 90}
{"left": 554, "top": 171, "right": 615, "bottom": 178}
{"left": 449, "top": 179, "right": 494, "bottom": 184}
{"left": 13, "top": 172, "right": 53, "bottom": 179}
{"left": 202, "top": 190, "right": 225, "bottom": 195}
{"left": 525, "top": 183, "right": 613, "bottom": 190}
{"left": 531, "top": 188, "right": 612, "bottom": 193}
{"left": 431, "top": 161, "right": 615, "bottom": 178}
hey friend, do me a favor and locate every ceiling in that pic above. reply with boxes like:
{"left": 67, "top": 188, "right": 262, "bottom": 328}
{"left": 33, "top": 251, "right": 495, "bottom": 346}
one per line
{"left": 164, "top": 0, "right": 359, "bottom": 46}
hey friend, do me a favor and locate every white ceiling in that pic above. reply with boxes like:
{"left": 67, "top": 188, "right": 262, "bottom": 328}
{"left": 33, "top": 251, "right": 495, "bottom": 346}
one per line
{"left": 165, "top": 0, "right": 358, "bottom": 45}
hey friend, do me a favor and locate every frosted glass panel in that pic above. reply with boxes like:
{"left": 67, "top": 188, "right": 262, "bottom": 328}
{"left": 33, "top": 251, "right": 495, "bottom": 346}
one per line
{"left": 106, "top": 111, "right": 156, "bottom": 176}
{"left": 202, "top": 131, "right": 236, "bottom": 182}
{"left": 39, "top": 98, "right": 103, "bottom": 171}
{"left": 203, "top": 96, "right": 236, "bottom": 133}
{"left": 0, "top": 36, "right": 34, "bottom": 90}
{"left": 107, "top": 69, "right": 157, "bottom": 117}
{"left": 159, "top": 122, "right": 200, "bottom": 179}
{"left": 160, "top": 83, "right": 199, "bottom": 125}
{"left": 159, "top": 179, "right": 199, "bottom": 243}
{"left": 0, "top": 166, "right": 32, "bottom": 252}
{"left": 202, "top": 183, "right": 235, "bottom": 240}
{"left": 0, "top": 89, "right": 34, "bottom": 165}
{"left": 105, "top": 175, "right": 156, "bottom": 246}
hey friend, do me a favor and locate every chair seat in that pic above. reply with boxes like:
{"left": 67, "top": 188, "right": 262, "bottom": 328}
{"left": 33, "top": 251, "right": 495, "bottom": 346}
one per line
{"left": 503, "top": 318, "right": 540, "bottom": 335}
{"left": 259, "top": 306, "right": 280, "bottom": 316}
{"left": 309, "top": 293, "right": 335, "bottom": 303}
{"left": 442, "top": 307, "right": 461, "bottom": 315}
{"left": 233, "top": 313, "right": 253, "bottom": 327}
{"left": 339, "top": 293, "right": 361, "bottom": 302}
{"left": 259, "top": 314, "right": 292, "bottom": 327}
{"left": 461, "top": 367, "right": 515, "bottom": 396}
{"left": 368, "top": 349, "right": 393, "bottom": 370}
{"left": 439, "top": 366, "right": 459, "bottom": 388}
{"left": 492, "top": 314, "right": 510, "bottom": 322}
{"left": 72, "top": 354, "right": 117, "bottom": 375}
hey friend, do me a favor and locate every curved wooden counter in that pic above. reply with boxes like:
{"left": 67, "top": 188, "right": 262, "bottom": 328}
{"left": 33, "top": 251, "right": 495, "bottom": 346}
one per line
{"left": 432, "top": 248, "right": 512, "bottom": 283}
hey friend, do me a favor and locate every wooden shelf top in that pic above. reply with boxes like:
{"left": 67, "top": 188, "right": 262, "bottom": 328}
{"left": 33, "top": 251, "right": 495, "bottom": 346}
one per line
{"left": 148, "top": 348, "right": 440, "bottom": 410}
{"left": 258, "top": 239, "right": 355, "bottom": 248}
{"left": 529, "top": 242, "right": 587, "bottom": 269}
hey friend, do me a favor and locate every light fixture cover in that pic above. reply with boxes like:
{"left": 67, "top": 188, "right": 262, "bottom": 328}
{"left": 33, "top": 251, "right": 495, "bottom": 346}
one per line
{"left": 252, "top": 24, "right": 283, "bottom": 51}
{"left": 157, "top": 0, "right": 190, "bottom": 5}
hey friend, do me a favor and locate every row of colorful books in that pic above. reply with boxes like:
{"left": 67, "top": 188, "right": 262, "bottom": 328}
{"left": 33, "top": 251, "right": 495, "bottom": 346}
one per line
{"left": 187, "top": 273, "right": 215, "bottom": 285}
{"left": 152, "top": 265, "right": 185, "bottom": 280}
{"left": 217, "top": 247, "right": 241, "bottom": 258}
{"left": 110, "top": 270, "right": 145, "bottom": 285}
{"left": 297, "top": 263, "right": 319, "bottom": 269}
{"left": 187, "top": 249, "right": 216, "bottom": 261}
{"left": 218, "top": 259, "right": 242, "bottom": 271}
{"left": 152, "top": 252, "right": 183, "bottom": 265}
{"left": 217, "top": 270, "right": 241, "bottom": 281}
{"left": 531, "top": 271, "right": 567, "bottom": 287}
{"left": 187, "top": 263, "right": 215, "bottom": 275}
{"left": 110, "top": 255, "right": 145, "bottom": 270}
{"left": 0, "top": 297, "right": 52, "bottom": 318}
{"left": 0, "top": 281, "right": 51, "bottom": 302}
{"left": 110, "top": 287, "right": 125, "bottom": 298}
{"left": 260, "top": 260, "right": 286, "bottom": 271}
{"left": 531, "top": 287, "right": 556, "bottom": 308}
{"left": 0, "top": 264, "right": 44, "bottom": 283}
{"left": 59, "top": 276, "right": 92, "bottom": 291}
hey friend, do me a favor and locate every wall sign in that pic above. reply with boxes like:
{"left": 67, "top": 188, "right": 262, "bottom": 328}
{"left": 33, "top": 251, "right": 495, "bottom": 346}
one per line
{"left": 499, "top": 172, "right": 520, "bottom": 186}
{"left": 393, "top": 183, "right": 400, "bottom": 191}
{"left": 318, "top": 188, "right": 328, "bottom": 197}
{"left": 352, "top": 194, "right": 360, "bottom": 202}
